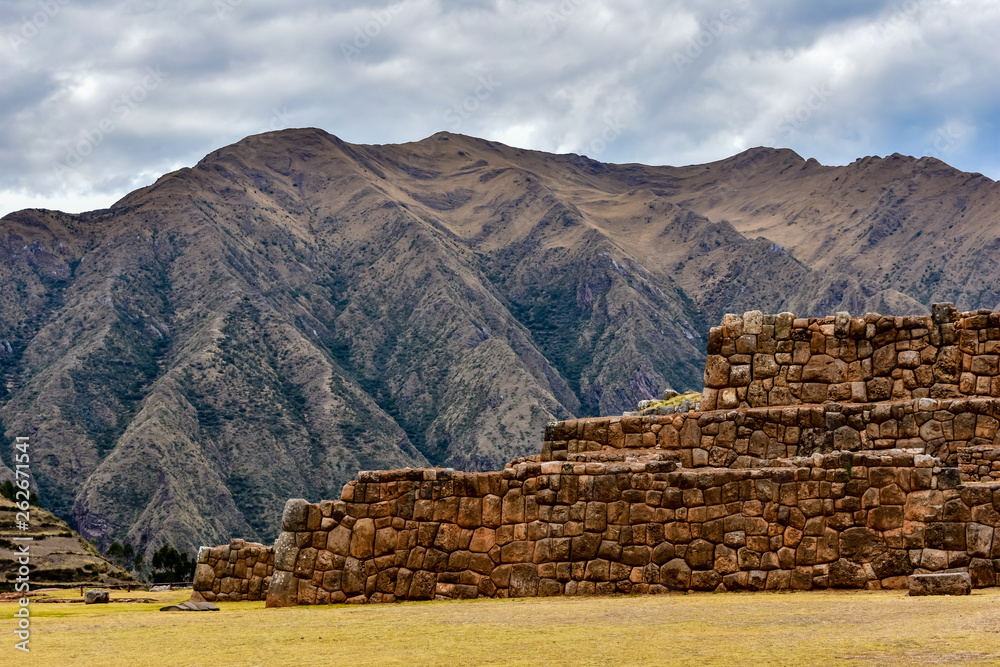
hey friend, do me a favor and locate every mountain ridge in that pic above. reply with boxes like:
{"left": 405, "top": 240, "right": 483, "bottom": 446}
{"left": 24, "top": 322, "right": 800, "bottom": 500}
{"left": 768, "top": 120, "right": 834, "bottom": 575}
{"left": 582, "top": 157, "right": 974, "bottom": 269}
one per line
{"left": 1, "top": 127, "right": 997, "bottom": 557}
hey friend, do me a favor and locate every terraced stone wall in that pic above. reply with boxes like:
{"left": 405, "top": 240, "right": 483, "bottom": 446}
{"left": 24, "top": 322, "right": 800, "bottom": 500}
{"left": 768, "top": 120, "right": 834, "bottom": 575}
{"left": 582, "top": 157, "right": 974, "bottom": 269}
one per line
{"left": 543, "top": 398, "right": 1000, "bottom": 468}
{"left": 191, "top": 306, "right": 1000, "bottom": 605}
{"left": 699, "top": 304, "right": 1000, "bottom": 410}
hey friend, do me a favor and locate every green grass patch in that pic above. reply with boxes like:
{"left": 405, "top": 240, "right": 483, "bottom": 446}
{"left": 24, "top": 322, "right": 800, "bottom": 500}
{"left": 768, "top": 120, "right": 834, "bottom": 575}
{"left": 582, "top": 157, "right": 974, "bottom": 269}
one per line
{"left": 641, "top": 391, "right": 702, "bottom": 411}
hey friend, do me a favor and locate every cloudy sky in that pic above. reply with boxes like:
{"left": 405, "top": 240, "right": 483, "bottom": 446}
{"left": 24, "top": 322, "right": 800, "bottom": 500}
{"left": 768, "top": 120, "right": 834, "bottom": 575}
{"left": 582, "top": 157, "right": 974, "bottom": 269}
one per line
{"left": 2, "top": 0, "right": 998, "bottom": 217}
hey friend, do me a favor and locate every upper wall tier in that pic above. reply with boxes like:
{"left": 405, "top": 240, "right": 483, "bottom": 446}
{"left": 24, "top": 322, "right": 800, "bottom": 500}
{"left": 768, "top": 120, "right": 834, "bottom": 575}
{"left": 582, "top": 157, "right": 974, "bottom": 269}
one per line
{"left": 700, "top": 304, "right": 1000, "bottom": 410}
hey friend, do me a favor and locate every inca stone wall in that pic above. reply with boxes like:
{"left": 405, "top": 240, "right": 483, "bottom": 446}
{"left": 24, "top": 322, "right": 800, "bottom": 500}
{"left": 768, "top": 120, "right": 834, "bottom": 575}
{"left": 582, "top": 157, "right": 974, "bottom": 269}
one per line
{"left": 192, "top": 305, "right": 1000, "bottom": 605}
{"left": 190, "top": 539, "right": 274, "bottom": 602}
{"left": 700, "top": 304, "right": 1000, "bottom": 410}
{"left": 542, "top": 397, "right": 1000, "bottom": 468}
{"left": 256, "top": 451, "right": 1000, "bottom": 606}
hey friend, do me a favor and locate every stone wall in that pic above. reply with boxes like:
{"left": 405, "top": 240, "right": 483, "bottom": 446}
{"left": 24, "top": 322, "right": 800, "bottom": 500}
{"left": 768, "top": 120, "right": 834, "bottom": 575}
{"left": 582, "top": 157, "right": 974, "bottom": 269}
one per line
{"left": 191, "top": 539, "right": 273, "bottom": 602}
{"left": 959, "top": 446, "right": 1000, "bottom": 483}
{"left": 543, "top": 397, "right": 1000, "bottom": 468}
{"left": 191, "top": 305, "right": 1000, "bottom": 605}
{"left": 256, "top": 452, "right": 1000, "bottom": 606}
{"left": 699, "top": 305, "right": 1000, "bottom": 410}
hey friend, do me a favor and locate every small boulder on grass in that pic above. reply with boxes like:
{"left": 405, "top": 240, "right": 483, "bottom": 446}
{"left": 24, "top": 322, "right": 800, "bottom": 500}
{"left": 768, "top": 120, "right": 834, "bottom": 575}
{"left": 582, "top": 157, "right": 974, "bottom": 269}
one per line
{"left": 84, "top": 589, "right": 110, "bottom": 604}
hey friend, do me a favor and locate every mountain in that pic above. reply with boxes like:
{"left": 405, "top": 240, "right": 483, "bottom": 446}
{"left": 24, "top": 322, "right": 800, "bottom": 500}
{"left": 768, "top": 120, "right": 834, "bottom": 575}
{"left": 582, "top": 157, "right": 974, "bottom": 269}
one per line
{"left": 1, "top": 129, "right": 997, "bottom": 556}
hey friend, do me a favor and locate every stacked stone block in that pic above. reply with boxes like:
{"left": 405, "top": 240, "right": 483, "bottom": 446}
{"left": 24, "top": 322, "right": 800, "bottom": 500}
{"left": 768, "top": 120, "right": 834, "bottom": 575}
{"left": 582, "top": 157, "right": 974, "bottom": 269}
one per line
{"left": 958, "top": 446, "right": 1000, "bottom": 482}
{"left": 700, "top": 305, "right": 1000, "bottom": 410}
{"left": 544, "top": 398, "right": 1000, "bottom": 467}
{"left": 251, "top": 451, "right": 1000, "bottom": 606}
{"left": 192, "top": 539, "right": 274, "bottom": 602}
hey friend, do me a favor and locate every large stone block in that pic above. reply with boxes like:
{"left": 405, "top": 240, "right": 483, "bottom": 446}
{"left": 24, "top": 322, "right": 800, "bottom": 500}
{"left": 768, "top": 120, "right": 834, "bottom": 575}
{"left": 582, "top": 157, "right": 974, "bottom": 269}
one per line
{"left": 350, "top": 518, "right": 375, "bottom": 559}
{"left": 904, "top": 490, "right": 944, "bottom": 522}
{"left": 509, "top": 564, "right": 540, "bottom": 597}
{"left": 660, "top": 558, "right": 691, "bottom": 590}
{"left": 282, "top": 498, "right": 310, "bottom": 532}
{"left": 265, "top": 570, "right": 299, "bottom": 607}
{"left": 870, "top": 550, "right": 912, "bottom": 579}
{"left": 409, "top": 571, "right": 437, "bottom": 600}
{"left": 193, "top": 564, "right": 215, "bottom": 591}
{"left": 704, "top": 356, "right": 731, "bottom": 388}
{"left": 932, "top": 346, "right": 961, "bottom": 383}
{"left": 743, "top": 310, "right": 764, "bottom": 334}
{"left": 839, "top": 527, "right": 879, "bottom": 559}
{"left": 967, "top": 523, "right": 993, "bottom": 558}
{"left": 502, "top": 489, "right": 525, "bottom": 523}
{"left": 457, "top": 497, "right": 483, "bottom": 528}
{"left": 908, "top": 572, "right": 971, "bottom": 596}
{"left": 273, "top": 531, "right": 300, "bottom": 571}
{"left": 828, "top": 559, "right": 867, "bottom": 588}
{"left": 802, "top": 355, "right": 844, "bottom": 383}
{"left": 685, "top": 539, "right": 715, "bottom": 570}
{"left": 341, "top": 558, "right": 365, "bottom": 595}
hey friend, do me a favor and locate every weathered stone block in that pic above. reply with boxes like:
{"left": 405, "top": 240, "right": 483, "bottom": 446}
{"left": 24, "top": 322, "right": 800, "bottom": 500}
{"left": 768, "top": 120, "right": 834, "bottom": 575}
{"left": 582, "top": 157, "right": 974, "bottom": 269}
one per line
{"left": 509, "top": 564, "right": 540, "bottom": 597}
{"left": 350, "top": 518, "right": 375, "bottom": 559}
{"left": 660, "top": 558, "right": 691, "bottom": 590}
{"left": 282, "top": 498, "right": 310, "bottom": 532}
{"left": 827, "top": 559, "right": 867, "bottom": 589}
{"left": 908, "top": 572, "right": 971, "bottom": 596}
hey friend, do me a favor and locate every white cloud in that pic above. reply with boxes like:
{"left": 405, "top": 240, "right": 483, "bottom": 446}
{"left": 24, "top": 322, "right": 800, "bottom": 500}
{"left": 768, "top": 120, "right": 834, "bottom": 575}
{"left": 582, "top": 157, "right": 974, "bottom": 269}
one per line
{"left": 1, "top": 0, "right": 999, "bottom": 217}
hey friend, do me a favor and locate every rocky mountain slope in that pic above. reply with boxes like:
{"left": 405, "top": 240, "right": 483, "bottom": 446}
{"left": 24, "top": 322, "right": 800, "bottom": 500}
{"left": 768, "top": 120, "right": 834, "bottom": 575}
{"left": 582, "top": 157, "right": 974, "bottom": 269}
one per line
{"left": 0, "top": 494, "right": 133, "bottom": 588}
{"left": 0, "top": 129, "right": 997, "bottom": 555}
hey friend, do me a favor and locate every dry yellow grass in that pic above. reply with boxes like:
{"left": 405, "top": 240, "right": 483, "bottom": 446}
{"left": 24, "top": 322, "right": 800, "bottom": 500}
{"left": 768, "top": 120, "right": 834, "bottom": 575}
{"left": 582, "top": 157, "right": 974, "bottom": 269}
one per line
{"left": 3, "top": 588, "right": 1000, "bottom": 666}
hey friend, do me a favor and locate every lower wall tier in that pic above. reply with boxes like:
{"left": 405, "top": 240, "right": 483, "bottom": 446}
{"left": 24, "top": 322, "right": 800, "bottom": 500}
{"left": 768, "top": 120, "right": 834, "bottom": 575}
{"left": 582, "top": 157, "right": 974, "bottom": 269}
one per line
{"left": 193, "top": 450, "right": 1000, "bottom": 605}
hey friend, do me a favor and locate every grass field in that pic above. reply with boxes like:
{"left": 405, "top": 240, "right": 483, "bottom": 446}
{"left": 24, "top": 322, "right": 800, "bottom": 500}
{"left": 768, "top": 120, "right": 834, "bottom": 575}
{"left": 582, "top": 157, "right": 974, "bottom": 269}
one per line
{"left": 3, "top": 587, "right": 1000, "bottom": 666}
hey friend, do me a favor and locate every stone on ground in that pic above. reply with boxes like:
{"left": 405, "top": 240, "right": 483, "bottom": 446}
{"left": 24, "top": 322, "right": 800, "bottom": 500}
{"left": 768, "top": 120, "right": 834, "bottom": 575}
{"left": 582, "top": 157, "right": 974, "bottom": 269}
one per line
{"left": 159, "top": 600, "right": 221, "bottom": 611}
{"left": 908, "top": 572, "right": 972, "bottom": 596}
{"left": 84, "top": 589, "right": 110, "bottom": 604}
